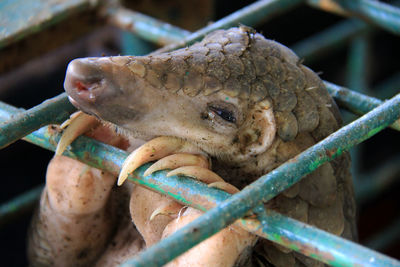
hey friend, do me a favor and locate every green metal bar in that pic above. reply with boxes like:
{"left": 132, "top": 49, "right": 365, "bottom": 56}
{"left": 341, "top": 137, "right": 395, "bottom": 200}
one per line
{"left": 345, "top": 33, "right": 370, "bottom": 186}
{"left": 291, "top": 19, "right": 370, "bottom": 62}
{"left": 307, "top": 0, "right": 400, "bottom": 35}
{"left": 0, "top": 185, "right": 43, "bottom": 229}
{"left": 255, "top": 209, "right": 399, "bottom": 267}
{"left": 346, "top": 34, "right": 369, "bottom": 93}
{"left": 105, "top": 6, "right": 191, "bottom": 46}
{"left": 121, "top": 31, "right": 156, "bottom": 56}
{"left": 375, "top": 72, "right": 400, "bottom": 99}
{"left": 123, "top": 93, "right": 400, "bottom": 267}
{"left": 0, "top": 93, "right": 76, "bottom": 149}
{"left": 0, "top": 0, "right": 96, "bottom": 49}
{"left": 155, "top": 0, "right": 304, "bottom": 53}
{"left": 0, "top": 94, "right": 399, "bottom": 266}
{"left": 324, "top": 81, "right": 400, "bottom": 131}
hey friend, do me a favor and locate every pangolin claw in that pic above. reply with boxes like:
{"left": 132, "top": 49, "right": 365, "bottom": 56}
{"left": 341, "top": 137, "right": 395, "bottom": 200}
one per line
{"left": 117, "top": 137, "right": 184, "bottom": 186}
{"left": 167, "top": 166, "right": 225, "bottom": 184}
{"left": 208, "top": 182, "right": 240, "bottom": 194}
{"left": 143, "top": 153, "right": 209, "bottom": 177}
{"left": 56, "top": 111, "right": 99, "bottom": 156}
{"left": 149, "top": 201, "right": 183, "bottom": 221}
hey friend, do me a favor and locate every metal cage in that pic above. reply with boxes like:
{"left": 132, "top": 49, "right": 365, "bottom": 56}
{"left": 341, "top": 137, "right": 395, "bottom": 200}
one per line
{"left": 0, "top": 0, "right": 400, "bottom": 266}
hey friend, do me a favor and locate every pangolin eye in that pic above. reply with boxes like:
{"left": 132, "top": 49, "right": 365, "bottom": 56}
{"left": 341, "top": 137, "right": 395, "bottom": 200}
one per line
{"left": 209, "top": 106, "right": 236, "bottom": 123}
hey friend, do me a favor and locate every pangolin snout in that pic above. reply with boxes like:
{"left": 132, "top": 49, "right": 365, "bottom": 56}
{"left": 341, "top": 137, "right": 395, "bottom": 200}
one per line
{"left": 64, "top": 58, "right": 107, "bottom": 106}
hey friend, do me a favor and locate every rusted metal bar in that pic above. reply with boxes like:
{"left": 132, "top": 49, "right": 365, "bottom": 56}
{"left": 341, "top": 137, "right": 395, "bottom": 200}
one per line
{"left": 0, "top": 93, "right": 76, "bottom": 149}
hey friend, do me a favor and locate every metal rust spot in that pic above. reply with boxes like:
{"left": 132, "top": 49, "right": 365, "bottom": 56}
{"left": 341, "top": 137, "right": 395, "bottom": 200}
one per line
{"left": 325, "top": 148, "right": 337, "bottom": 158}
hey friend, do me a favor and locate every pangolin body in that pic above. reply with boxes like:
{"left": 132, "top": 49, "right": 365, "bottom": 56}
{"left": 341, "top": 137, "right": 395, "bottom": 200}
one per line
{"left": 29, "top": 27, "right": 356, "bottom": 266}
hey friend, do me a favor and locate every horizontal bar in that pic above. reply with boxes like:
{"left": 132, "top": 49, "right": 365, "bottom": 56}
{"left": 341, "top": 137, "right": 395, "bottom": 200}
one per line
{"left": 0, "top": 93, "right": 76, "bottom": 149}
{"left": 0, "top": 185, "right": 43, "bottom": 229}
{"left": 291, "top": 19, "right": 370, "bottom": 62}
{"left": 123, "top": 92, "right": 400, "bottom": 267}
{"left": 324, "top": 81, "right": 400, "bottom": 131}
{"left": 0, "top": 0, "right": 96, "bottom": 49}
{"left": 307, "top": 0, "right": 400, "bottom": 35}
{"left": 105, "top": 6, "right": 190, "bottom": 46}
{"left": 155, "top": 0, "right": 304, "bottom": 53}
{"left": 0, "top": 95, "right": 399, "bottom": 267}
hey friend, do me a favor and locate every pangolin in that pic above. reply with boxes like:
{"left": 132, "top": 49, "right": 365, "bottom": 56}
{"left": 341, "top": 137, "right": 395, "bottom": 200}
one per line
{"left": 28, "top": 27, "right": 357, "bottom": 266}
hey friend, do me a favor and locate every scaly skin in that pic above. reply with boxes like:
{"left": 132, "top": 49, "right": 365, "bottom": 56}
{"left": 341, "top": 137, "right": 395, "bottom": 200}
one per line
{"left": 29, "top": 27, "right": 356, "bottom": 266}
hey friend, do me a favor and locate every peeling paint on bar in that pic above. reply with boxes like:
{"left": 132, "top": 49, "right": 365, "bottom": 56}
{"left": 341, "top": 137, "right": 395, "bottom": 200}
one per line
{"left": 0, "top": 93, "right": 76, "bottom": 149}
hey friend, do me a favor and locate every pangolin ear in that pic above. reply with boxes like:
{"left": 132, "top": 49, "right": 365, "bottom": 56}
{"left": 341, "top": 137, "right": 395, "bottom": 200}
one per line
{"left": 237, "top": 100, "right": 276, "bottom": 156}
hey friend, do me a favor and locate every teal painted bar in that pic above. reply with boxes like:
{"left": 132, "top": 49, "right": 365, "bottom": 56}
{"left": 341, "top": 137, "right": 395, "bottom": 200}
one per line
{"left": 0, "top": 0, "right": 96, "bottom": 49}
{"left": 346, "top": 34, "right": 369, "bottom": 93}
{"left": 106, "top": 6, "right": 191, "bottom": 46}
{"left": 0, "top": 185, "right": 43, "bottom": 229}
{"left": 0, "top": 94, "right": 399, "bottom": 267}
{"left": 307, "top": 0, "right": 400, "bottom": 35}
{"left": 0, "top": 93, "right": 76, "bottom": 149}
{"left": 345, "top": 33, "right": 370, "bottom": 187}
{"left": 336, "top": 0, "right": 400, "bottom": 35}
{"left": 292, "top": 19, "right": 370, "bottom": 63}
{"left": 324, "top": 81, "right": 400, "bottom": 131}
{"left": 156, "top": 0, "right": 304, "bottom": 53}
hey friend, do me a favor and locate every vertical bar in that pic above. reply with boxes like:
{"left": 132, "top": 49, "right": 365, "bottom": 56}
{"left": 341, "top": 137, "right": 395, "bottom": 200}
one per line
{"left": 345, "top": 33, "right": 370, "bottom": 186}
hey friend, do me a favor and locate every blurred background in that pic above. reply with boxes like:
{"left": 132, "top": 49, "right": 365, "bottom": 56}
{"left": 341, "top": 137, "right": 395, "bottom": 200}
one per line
{"left": 0, "top": 0, "right": 399, "bottom": 265}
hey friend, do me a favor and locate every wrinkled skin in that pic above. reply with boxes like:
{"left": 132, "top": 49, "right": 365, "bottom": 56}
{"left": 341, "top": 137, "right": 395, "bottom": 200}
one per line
{"left": 28, "top": 27, "right": 356, "bottom": 266}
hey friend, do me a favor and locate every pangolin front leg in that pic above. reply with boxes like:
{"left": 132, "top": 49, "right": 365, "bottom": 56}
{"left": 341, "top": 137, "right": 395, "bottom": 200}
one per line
{"left": 28, "top": 123, "right": 145, "bottom": 266}
{"left": 122, "top": 136, "right": 256, "bottom": 266}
